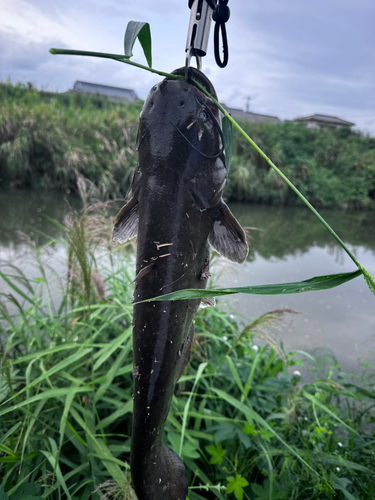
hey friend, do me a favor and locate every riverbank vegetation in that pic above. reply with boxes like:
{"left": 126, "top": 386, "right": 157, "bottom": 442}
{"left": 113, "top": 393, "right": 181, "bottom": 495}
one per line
{"left": 1, "top": 81, "right": 375, "bottom": 208}
{"left": 0, "top": 81, "right": 141, "bottom": 197}
{"left": 1, "top": 197, "right": 374, "bottom": 499}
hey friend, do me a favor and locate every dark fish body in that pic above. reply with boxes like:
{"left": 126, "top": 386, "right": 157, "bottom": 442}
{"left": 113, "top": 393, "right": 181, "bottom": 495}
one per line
{"left": 113, "top": 68, "right": 247, "bottom": 500}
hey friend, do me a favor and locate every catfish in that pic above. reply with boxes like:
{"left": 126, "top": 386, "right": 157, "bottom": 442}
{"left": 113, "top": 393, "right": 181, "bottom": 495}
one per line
{"left": 113, "top": 67, "right": 248, "bottom": 500}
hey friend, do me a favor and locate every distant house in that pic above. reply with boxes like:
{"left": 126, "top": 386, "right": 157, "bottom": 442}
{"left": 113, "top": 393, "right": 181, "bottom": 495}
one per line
{"left": 71, "top": 81, "right": 138, "bottom": 102}
{"left": 221, "top": 105, "right": 281, "bottom": 124}
{"left": 293, "top": 114, "right": 354, "bottom": 129}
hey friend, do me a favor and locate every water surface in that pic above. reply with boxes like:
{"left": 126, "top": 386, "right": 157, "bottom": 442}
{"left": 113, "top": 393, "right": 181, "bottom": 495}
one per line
{"left": 1, "top": 191, "right": 374, "bottom": 371}
{"left": 223, "top": 204, "right": 375, "bottom": 370}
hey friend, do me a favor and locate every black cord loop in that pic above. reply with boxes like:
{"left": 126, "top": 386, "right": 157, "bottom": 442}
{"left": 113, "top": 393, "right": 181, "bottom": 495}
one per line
{"left": 213, "top": 0, "right": 230, "bottom": 68}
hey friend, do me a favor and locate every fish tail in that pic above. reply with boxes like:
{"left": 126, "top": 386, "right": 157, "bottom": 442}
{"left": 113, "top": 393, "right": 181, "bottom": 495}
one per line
{"left": 131, "top": 443, "right": 188, "bottom": 500}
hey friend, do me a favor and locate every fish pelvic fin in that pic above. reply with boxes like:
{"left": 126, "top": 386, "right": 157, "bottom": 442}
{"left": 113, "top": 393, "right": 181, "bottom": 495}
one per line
{"left": 209, "top": 201, "right": 248, "bottom": 263}
{"left": 131, "top": 443, "right": 188, "bottom": 500}
{"left": 112, "top": 197, "right": 139, "bottom": 243}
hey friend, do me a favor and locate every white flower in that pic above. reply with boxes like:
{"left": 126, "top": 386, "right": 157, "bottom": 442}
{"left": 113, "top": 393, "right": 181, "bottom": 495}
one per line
{"left": 292, "top": 370, "right": 301, "bottom": 378}
{"left": 252, "top": 345, "right": 259, "bottom": 352}
{"left": 336, "top": 467, "right": 340, "bottom": 472}
{"left": 338, "top": 442, "right": 343, "bottom": 447}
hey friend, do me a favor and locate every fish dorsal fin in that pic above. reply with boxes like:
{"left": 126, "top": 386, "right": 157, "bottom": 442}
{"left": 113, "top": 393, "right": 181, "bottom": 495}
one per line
{"left": 209, "top": 201, "right": 248, "bottom": 263}
{"left": 200, "top": 297, "right": 216, "bottom": 308}
{"left": 112, "top": 197, "right": 139, "bottom": 243}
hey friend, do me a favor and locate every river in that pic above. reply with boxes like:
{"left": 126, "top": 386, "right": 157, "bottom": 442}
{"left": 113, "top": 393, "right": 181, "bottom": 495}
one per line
{"left": 1, "top": 190, "right": 374, "bottom": 371}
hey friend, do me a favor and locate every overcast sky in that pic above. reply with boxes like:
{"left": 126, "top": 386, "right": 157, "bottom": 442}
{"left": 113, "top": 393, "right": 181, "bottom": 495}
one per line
{"left": 1, "top": 0, "right": 374, "bottom": 134}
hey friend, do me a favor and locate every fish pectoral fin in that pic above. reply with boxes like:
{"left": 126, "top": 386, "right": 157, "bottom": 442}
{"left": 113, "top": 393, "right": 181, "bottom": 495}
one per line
{"left": 200, "top": 297, "right": 216, "bottom": 308}
{"left": 112, "top": 197, "right": 139, "bottom": 243}
{"left": 209, "top": 201, "right": 248, "bottom": 263}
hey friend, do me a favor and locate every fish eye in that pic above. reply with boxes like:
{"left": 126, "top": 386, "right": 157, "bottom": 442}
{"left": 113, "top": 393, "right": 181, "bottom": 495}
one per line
{"left": 199, "top": 110, "right": 207, "bottom": 120}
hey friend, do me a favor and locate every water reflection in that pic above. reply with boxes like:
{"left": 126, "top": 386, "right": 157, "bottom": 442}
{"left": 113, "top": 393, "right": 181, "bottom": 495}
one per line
{"left": 0, "top": 190, "right": 81, "bottom": 249}
{"left": 229, "top": 203, "right": 375, "bottom": 261}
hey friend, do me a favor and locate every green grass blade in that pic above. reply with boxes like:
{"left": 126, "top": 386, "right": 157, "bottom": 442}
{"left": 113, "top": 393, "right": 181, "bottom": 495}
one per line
{"left": 179, "top": 363, "right": 208, "bottom": 456}
{"left": 138, "top": 270, "right": 361, "bottom": 302}
{"left": 21, "top": 399, "right": 47, "bottom": 459}
{"left": 41, "top": 448, "right": 72, "bottom": 500}
{"left": 65, "top": 421, "right": 88, "bottom": 454}
{"left": 94, "top": 342, "right": 132, "bottom": 402}
{"left": 0, "top": 271, "right": 38, "bottom": 308}
{"left": 0, "top": 444, "right": 19, "bottom": 459}
{"left": 0, "top": 422, "right": 22, "bottom": 445}
{"left": 0, "top": 387, "right": 89, "bottom": 417}
{"left": 69, "top": 408, "right": 127, "bottom": 485}
{"left": 93, "top": 327, "right": 131, "bottom": 371}
{"left": 50, "top": 48, "right": 176, "bottom": 80}
{"left": 124, "top": 21, "right": 152, "bottom": 67}
{"left": 11, "top": 344, "right": 82, "bottom": 364}
{"left": 100, "top": 400, "right": 133, "bottom": 428}
{"left": 225, "top": 356, "right": 244, "bottom": 394}
{"left": 222, "top": 115, "right": 233, "bottom": 175}
{"left": 137, "top": 24, "right": 152, "bottom": 68}
{"left": 59, "top": 391, "right": 78, "bottom": 449}
{"left": 2, "top": 348, "right": 91, "bottom": 404}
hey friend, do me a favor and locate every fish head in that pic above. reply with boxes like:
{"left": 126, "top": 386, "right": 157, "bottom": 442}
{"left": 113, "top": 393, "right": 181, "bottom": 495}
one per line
{"left": 113, "top": 69, "right": 248, "bottom": 265}
{"left": 135, "top": 68, "right": 226, "bottom": 210}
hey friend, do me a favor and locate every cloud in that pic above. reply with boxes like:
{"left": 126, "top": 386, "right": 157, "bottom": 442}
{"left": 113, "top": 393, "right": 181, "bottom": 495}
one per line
{"left": 0, "top": 0, "right": 374, "bottom": 133}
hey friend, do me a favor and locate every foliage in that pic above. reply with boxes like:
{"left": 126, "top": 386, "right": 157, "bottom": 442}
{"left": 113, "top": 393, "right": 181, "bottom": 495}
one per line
{"left": 0, "top": 80, "right": 141, "bottom": 197}
{"left": 226, "top": 120, "right": 375, "bottom": 209}
{"left": 1, "top": 81, "right": 375, "bottom": 209}
{"left": 123, "top": 21, "right": 152, "bottom": 68}
{"left": 0, "top": 200, "right": 374, "bottom": 499}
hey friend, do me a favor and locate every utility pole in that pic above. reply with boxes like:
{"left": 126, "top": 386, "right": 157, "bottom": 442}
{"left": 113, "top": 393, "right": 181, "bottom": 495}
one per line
{"left": 245, "top": 96, "right": 251, "bottom": 113}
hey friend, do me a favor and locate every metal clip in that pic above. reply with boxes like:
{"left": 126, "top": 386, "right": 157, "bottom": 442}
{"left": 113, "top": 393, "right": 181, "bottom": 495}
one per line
{"left": 185, "top": 0, "right": 215, "bottom": 79}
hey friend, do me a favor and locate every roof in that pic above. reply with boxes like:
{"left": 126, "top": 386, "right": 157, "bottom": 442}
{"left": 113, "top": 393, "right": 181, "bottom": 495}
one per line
{"left": 294, "top": 114, "right": 354, "bottom": 126}
{"left": 72, "top": 81, "right": 138, "bottom": 101}
{"left": 221, "top": 105, "right": 281, "bottom": 124}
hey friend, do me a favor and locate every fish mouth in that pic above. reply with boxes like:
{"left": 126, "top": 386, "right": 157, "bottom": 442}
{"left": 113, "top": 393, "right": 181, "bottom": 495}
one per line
{"left": 169, "top": 67, "right": 218, "bottom": 99}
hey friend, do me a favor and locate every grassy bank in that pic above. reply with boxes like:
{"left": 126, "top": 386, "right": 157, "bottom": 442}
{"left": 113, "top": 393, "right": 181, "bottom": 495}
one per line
{"left": 0, "top": 81, "right": 141, "bottom": 198}
{"left": 1, "top": 81, "right": 375, "bottom": 208}
{"left": 0, "top": 199, "right": 374, "bottom": 499}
